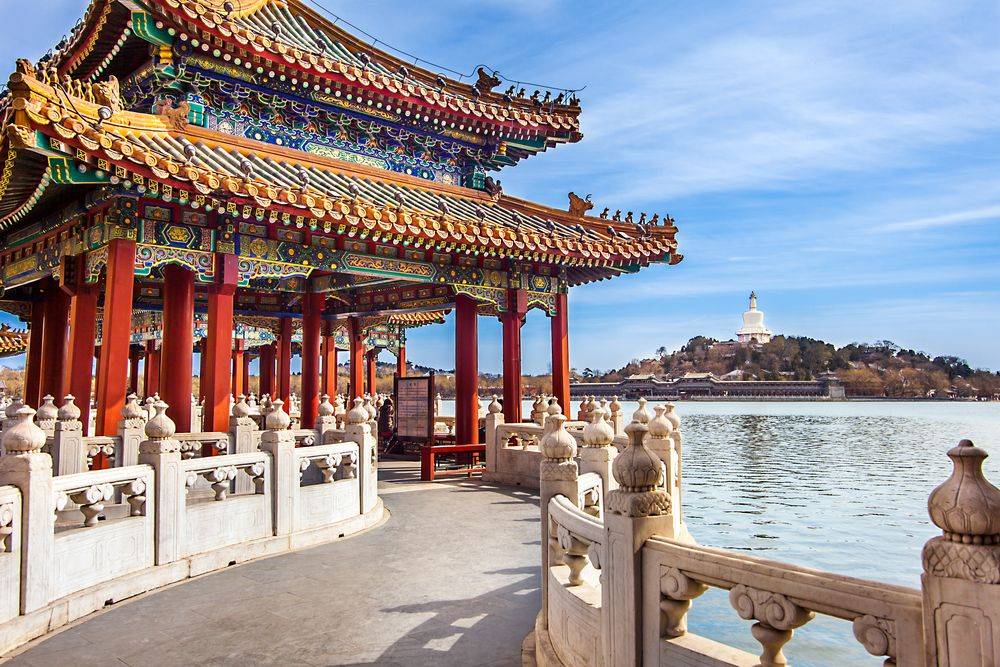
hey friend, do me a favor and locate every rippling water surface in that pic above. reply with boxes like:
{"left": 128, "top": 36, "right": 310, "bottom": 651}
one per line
{"left": 464, "top": 399, "right": 1000, "bottom": 664}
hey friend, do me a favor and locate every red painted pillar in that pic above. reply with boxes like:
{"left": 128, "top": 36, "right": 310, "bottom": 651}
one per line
{"left": 203, "top": 254, "right": 237, "bottom": 435}
{"left": 348, "top": 317, "right": 363, "bottom": 399}
{"left": 95, "top": 238, "right": 136, "bottom": 438}
{"left": 455, "top": 294, "right": 479, "bottom": 445}
{"left": 24, "top": 300, "right": 44, "bottom": 405}
{"left": 365, "top": 349, "right": 377, "bottom": 395}
{"left": 160, "top": 264, "right": 194, "bottom": 430}
{"left": 301, "top": 292, "right": 324, "bottom": 426}
{"left": 128, "top": 348, "right": 141, "bottom": 396}
{"left": 321, "top": 325, "right": 337, "bottom": 398}
{"left": 143, "top": 340, "right": 160, "bottom": 397}
{"left": 39, "top": 280, "right": 70, "bottom": 402}
{"left": 242, "top": 353, "right": 251, "bottom": 396}
{"left": 551, "top": 292, "right": 570, "bottom": 415}
{"left": 396, "top": 343, "right": 407, "bottom": 378}
{"left": 232, "top": 338, "right": 245, "bottom": 398}
{"left": 502, "top": 289, "right": 527, "bottom": 423}
{"left": 277, "top": 317, "right": 292, "bottom": 406}
{"left": 259, "top": 343, "right": 275, "bottom": 397}
{"left": 65, "top": 285, "right": 97, "bottom": 428}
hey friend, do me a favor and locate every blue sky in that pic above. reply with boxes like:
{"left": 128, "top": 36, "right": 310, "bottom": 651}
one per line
{"left": 2, "top": 1, "right": 999, "bottom": 374}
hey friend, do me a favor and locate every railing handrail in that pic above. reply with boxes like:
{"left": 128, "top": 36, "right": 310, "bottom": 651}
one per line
{"left": 550, "top": 494, "right": 604, "bottom": 544}
{"left": 179, "top": 451, "right": 269, "bottom": 473}
{"left": 644, "top": 535, "right": 921, "bottom": 618}
{"left": 52, "top": 464, "right": 154, "bottom": 493}
{"left": 294, "top": 441, "right": 359, "bottom": 459}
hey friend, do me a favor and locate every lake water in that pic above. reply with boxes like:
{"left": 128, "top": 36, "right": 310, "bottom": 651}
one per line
{"left": 453, "top": 398, "right": 1000, "bottom": 664}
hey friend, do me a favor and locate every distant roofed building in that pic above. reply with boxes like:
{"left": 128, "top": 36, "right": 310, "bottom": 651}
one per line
{"left": 736, "top": 291, "right": 773, "bottom": 344}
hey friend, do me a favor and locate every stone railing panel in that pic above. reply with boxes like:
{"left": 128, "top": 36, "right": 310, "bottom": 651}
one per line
{"left": 50, "top": 466, "right": 154, "bottom": 601}
{"left": 546, "top": 493, "right": 605, "bottom": 667}
{"left": 293, "top": 443, "right": 361, "bottom": 534}
{"left": 174, "top": 432, "right": 231, "bottom": 460}
{"left": 0, "top": 485, "right": 21, "bottom": 625}
{"left": 178, "top": 453, "right": 271, "bottom": 558}
{"left": 641, "top": 536, "right": 924, "bottom": 667}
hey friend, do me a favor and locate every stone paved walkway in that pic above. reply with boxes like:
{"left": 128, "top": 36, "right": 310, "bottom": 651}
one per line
{"left": 5, "top": 462, "right": 542, "bottom": 666}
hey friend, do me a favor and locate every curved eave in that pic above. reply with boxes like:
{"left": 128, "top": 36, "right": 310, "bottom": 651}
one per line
{"left": 0, "top": 134, "right": 52, "bottom": 231}
{"left": 7, "top": 68, "right": 679, "bottom": 272}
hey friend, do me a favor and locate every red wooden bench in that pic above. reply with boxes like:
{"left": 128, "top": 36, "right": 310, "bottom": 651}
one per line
{"left": 420, "top": 444, "right": 487, "bottom": 481}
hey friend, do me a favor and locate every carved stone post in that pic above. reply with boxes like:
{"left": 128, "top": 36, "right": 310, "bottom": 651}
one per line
{"left": 230, "top": 395, "right": 260, "bottom": 494}
{"left": 315, "top": 394, "right": 338, "bottom": 442}
{"left": 0, "top": 406, "right": 53, "bottom": 613}
{"left": 609, "top": 396, "right": 624, "bottom": 435}
{"left": 35, "top": 395, "right": 58, "bottom": 440}
{"left": 50, "top": 395, "right": 86, "bottom": 476}
{"left": 117, "top": 393, "right": 148, "bottom": 468}
{"left": 139, "top": 401, "right": 183, "bottom": 565}
{"left": 260, "top": 399, "right": 295, "bottom": 537}
{"left": 345, "top": 398, "right": 377, "bottom": 514}
{"left": 229, "top": 395, "right": 258, "bottom": 454}
{"left": 922, "top": 439, "right": 1000, "bottom": 666}
{"left": 647, "top": 405, "right": 683, "bottom": 537}
{"left": 538, "top": 413, "right": 579, "bottom": 625}
{"left": 579, "top": 402, "right": 617, "bottom": 499}
{"left": 603, "top": 420, "right": 673, "bottom": 667}
{"left": 484, "top": 396, "right": 504, "bottom": 476}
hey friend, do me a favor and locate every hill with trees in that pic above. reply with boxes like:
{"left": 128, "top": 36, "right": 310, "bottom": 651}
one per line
{"left": 578, "top": 336, "right": 999, "bottom": 399}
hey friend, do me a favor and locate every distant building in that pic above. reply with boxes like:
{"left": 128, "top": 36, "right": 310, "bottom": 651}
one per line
{"left": 572, "top": 372, "right": 845, "bottom": 400}
{"left": 736, "top": 291, "right": 773, "bottom": 344}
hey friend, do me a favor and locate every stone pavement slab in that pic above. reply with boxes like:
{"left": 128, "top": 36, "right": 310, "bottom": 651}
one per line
{"left": 5, "top": 462, "right": 542, "bottom": 666}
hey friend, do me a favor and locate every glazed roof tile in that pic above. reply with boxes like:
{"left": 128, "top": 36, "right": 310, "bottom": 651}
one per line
{"left": 2, "top": 66, "right": 680, "bottom": 279}
{"left": 31, "top": 0, "right": 581, "bottom": 139}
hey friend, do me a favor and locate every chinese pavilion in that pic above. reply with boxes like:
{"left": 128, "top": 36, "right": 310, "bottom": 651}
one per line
{"left": 0, "top": 0, "right": 681, "bottom": 454}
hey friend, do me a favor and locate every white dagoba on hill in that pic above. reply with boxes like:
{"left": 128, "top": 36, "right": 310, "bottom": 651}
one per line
{"left": 736, "top": 291, "right": 773, "bottom": 344}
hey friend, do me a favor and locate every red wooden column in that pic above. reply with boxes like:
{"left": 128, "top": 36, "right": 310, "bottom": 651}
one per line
{"left": 39, "top": 279, "right": 70, "bottom": 402}
{"left": 301, "top": 292, "right": 324, "bottom": 426}
{"left": 143, "top": 340, "right": 160, "bottom": 397}
{"left": 160, "top": 264, "right": 195, "bottom": 430}
{"left": 202, "top": 254, "right": 237, "bottom": 434}
{"left": 365, "top": 349, "right": 377, "bottom": 395}
{"left": 95, "top": 239, "right": 136, "bottom": 437}
{"left": 396, "top": 342, "right": 407, "bottom": 378}
{"left": 321, "top": 325, "right": 338, "bottom": 397}
{"left": 24, "top": 300, "right": 44, "bottom": 405}
{"left": 242, "top": 353, "right": 251, "bottom": 396}
{"left": 231, "top": 338, "right": 245, "bottom": 398}
{"left": 454, "top": 294, "right": 480, "bottom": 445}
{"left": 347, "top": 317, "right": 364, "bottom": 399}
{"left": 277, "top": 317, "right": 292, "bottom": 406}
{"left": 259, "top": 343, "right": 275, "bottom": 397}
{"left": 127, "top": 347, "right": 141, "bottom": 395}
{"left": 64, "top": 284, "right": 98, "bottom": 428}
{"left": 550, "top": 292, "right": 571, "bottom": 414}
{"left": 502, "top": 289, "right": 528, "bottom": 423}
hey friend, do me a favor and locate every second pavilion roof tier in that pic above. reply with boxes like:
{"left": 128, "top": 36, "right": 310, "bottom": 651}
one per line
{"left": 1, "top": 66, "right": 681, "bottom": 285}
{"left": 30, "top": 0, "right": 582, "bottom": 150}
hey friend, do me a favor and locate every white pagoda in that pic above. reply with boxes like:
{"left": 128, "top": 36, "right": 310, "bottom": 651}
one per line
{"left": 736, "top": 292, "right": 773, "bottom": 344}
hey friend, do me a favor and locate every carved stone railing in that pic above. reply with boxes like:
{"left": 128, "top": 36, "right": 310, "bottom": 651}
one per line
{"left": 49, "top": 466, "right": 155, "bottom": 602}
{"left": 0, "top": 402, "right": 385, "bottom": 655}
{"left": 544, "top": 492, "right": 606, "bottom": 667}
{"left": 485, "top": 412, "right": 626, "bottom": 490}
{"left": 83, "top": 436, "right": 116, "bottom": 470}
{"left": 531, "top": 408, "right": 1000, "bottom": 666}
{"left": 642, "top": 536, "right": 923, "bottom": 666}
{"left": 174, "top": 432, "right": 231, "bottom": 460}
{"left": 0, "top": 485, "right": 20, "bottom": 626}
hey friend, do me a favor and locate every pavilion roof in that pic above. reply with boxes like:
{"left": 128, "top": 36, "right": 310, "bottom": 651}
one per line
{"left": 0, "top": 325, "right": 28, "bottom": 359}
{"left": 29, "top": 0, "right": 581, "bottom": 144}
{"left": 1, "top": 66, "right": 682, "bottom": 283}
